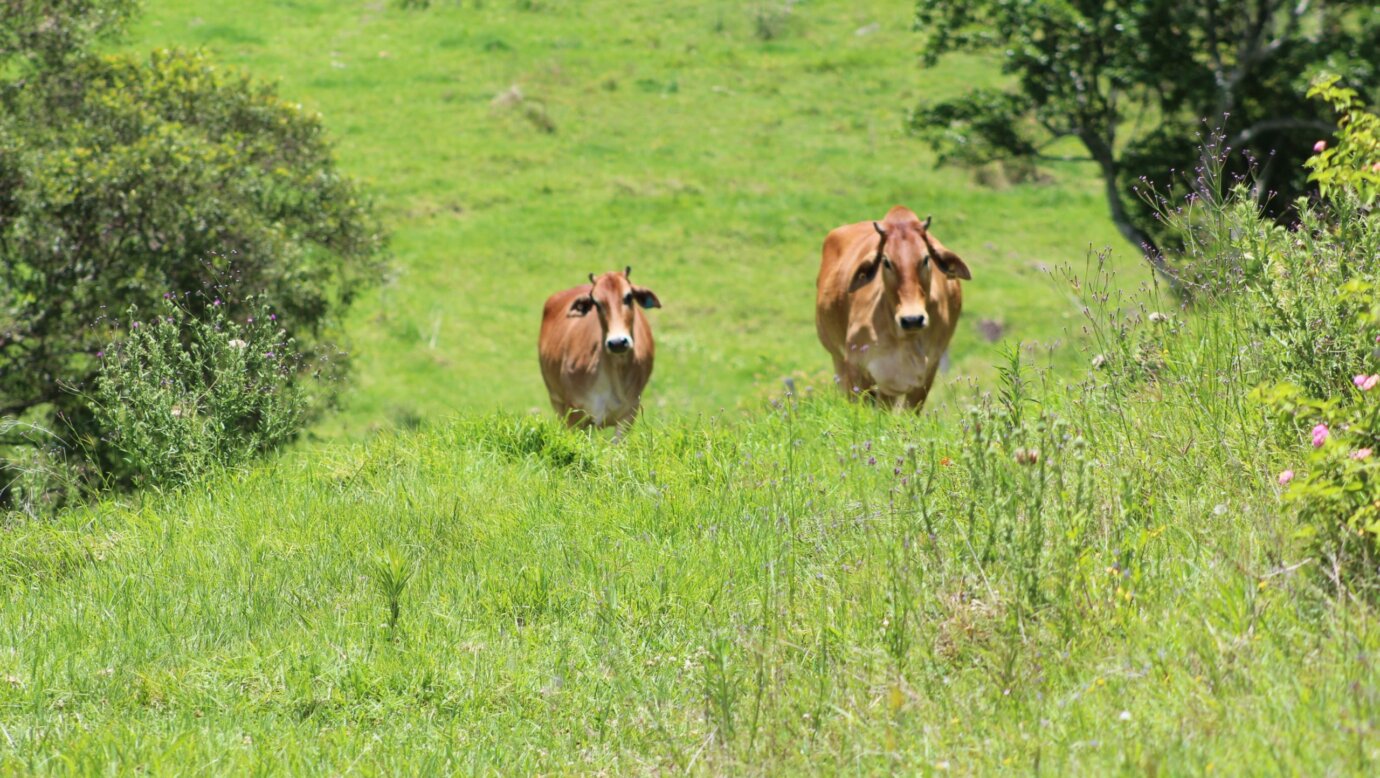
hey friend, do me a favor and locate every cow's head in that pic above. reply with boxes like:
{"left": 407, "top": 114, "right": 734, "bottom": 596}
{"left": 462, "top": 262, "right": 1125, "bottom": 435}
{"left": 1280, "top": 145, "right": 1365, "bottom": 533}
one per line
{"left": 567, "top": 266, "right": 661, "bottom": 354}
{"left": 849, "top": 205, "right": 971, "bottom": 336}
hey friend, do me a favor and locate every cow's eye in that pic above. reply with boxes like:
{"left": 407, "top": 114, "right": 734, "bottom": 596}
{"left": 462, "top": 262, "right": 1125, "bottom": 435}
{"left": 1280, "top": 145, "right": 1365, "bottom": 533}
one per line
{"left": 623, "top": 293, "right": 633, "bottom": 305}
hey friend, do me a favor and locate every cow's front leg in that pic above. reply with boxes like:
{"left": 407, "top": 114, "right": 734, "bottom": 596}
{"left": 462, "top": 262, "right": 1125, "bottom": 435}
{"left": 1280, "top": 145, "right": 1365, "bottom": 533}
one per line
{"left": 839, "top": 362, "right": 876, "bottom": 403}
{"left": 902, "top": 386, "right": 930, "bottom": 411}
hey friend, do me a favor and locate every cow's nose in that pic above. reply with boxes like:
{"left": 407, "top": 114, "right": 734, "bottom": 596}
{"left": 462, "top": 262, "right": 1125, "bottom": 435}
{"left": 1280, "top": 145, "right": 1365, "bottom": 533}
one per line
{"left": 899, "top": 315, "right": 926, "bottom": 331}
{"left": 606, "top": 336, "right": 632, "bottom": 353}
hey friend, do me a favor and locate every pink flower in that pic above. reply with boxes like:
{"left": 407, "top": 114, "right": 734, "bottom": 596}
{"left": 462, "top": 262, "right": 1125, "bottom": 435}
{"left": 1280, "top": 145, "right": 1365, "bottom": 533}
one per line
{"left": 1372, "top": 162, "right": 1380, "bottom": 173}
{"left": 1355, "top": 374, "right": 1368, "bottom": 388}
{"left": 1312, "top": 423, "right": 1330, "bottom": 448}
{"left": 1354, "top": 449, "right": 1374, "bottom": 460}
{"left": 1365, "top": 375, "right": 1379, "bottom": 392}
{"left": 1278, "top": 469, "right": 1294, "bottom": 485}
{"left": 1313, "top": 140, "right": 1327, "bottom": 153}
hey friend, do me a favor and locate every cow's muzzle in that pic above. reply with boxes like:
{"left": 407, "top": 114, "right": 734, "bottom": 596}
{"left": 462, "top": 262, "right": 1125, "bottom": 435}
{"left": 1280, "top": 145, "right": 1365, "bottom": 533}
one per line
{"left": 605, "top": 335, "right": 632, "bottom": 353}
{"left": 899, "top": 314, "right": 927, "bottom": 331}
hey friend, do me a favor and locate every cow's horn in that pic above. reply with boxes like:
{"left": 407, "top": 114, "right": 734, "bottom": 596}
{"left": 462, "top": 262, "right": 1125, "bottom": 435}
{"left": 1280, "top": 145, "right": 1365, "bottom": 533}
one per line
{"left": 873, "top": 221, "right": 886, "bottom": 237}
{"left": 588, "top": 272, "right": 597, "bottom": 286}
{"left": 922, "top": 215, "right": 932, "bottom": 231}
{"left": 625, "top": 265, "right": 632, "bottom": 279}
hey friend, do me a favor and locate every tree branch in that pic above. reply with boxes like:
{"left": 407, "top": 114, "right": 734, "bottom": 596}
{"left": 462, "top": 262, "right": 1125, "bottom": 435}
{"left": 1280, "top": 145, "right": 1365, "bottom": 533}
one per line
{"left": 1231, "top": 117, "right": 1334, "bottom": 146}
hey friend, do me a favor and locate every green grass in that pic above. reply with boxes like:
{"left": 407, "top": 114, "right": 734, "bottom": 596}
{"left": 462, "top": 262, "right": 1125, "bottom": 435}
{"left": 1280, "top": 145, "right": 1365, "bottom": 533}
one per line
{"left": 7, "top": 1, "right": 1376, "bottom": 774}
{"left": 125, "top": 0, "right": 1131, "bottom": 436}
{"left": 2, "top": 337, "right": 1376, "bottom": 772}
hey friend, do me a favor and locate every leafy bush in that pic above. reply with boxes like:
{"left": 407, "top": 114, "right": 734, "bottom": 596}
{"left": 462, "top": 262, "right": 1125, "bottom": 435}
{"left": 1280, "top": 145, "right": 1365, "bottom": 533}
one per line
{"left": 85, "top": 296, "right": 320, "bottom": 490}
{"left": 1141, "top": 133, "right": 1380, "bottom": 397}
{"left": 0, "top": 0, "right": 137, "bottom": 66}
{"left": 0, "top": 1, "right": 385, "bottom": 508}
{"left": 1306, "top": 75, "right": 1380, "bottom": 206}
{"left": 1260, "top": 373, "right": 1380, "bottom": 596}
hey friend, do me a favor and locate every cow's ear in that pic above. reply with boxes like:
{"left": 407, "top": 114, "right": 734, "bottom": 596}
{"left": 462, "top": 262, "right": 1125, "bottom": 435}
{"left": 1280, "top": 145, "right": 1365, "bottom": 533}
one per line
{"left": 568, "top": 297, "right": 595, "bottom": 317}
{"left": 849, "top": 258, "right": 880, "bottom": 293}
{"left": 632, "top": 286, "right": 661, "bottom": 309}
{"left": 934, "top": 249, "right": 972, "bottom": 281}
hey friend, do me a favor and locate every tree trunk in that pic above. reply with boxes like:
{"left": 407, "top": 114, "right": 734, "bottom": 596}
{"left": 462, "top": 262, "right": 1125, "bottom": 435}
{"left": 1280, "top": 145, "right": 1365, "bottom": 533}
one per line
{"left": 1081, "top": 132, "right": 1178, "bottom": 286}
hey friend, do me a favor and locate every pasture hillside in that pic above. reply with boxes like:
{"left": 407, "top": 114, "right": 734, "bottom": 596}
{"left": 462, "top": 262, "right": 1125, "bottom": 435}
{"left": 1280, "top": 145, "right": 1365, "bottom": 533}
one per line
{"left": 125, "top": 0, "right": 1132, "bottom": 434}
{"left": 5, "top": 166, "right": 1380, "bottom": 772}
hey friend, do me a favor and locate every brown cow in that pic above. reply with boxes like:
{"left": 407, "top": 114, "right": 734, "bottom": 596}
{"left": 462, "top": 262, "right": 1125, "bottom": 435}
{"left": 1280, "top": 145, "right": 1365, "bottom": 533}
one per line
{"left": 815, "top": 205, "right": 971, "bottom": 410}
{"left": 538, "top": 267, "right": 661, "bottom": 429}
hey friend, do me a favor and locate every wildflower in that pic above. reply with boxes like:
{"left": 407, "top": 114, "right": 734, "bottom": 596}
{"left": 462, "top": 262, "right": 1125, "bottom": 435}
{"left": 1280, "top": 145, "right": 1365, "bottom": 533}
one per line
{"left": 96, "top": 350, "right": 105, "bottom": 359}
{"left": 1014, "top": 448, "right": 1040, "bottom": 466}
{"left": 171, "top": 406, "right": 183, "bottom": 419}
{"left": 1313, "top": 140, "right": 1327, "bottom": 153}
{"left": 1277, "top": 469, "right": 1294, "bottom": 485}
{"left": 131, "top": 321, "right": 140, "bottom": 329}
{"left": 1091, "top": 354, "right": 1107, "bottom": 369}
{"left": 1355, "top": 375, "right": 1369, "bottom": 388}
{"left": 1373, "top": 162, "right": 1380, "bottom": 173}
{"left": 1353, "top": 449, "right": 1372, "bottom": 460}
{"left": 213, "top": 298, "right": 223, "bottom": 306}
{"left": 1366, "top": 375, "right": 1379, "bottom": 392}
{"left": 1119, "top": 710, "right": 1132, "bottom": 722}
{"left": 228, "top": 338, "right": 248, "bottom": 349}
{"left": 1312, "top": 423, "right": 1329, "bottom": 448}
{"left": 269, "top": 313, "right": 277, "bottom": 321}
{"left": 247, "top": 316, "right": 254, "bottom": 324}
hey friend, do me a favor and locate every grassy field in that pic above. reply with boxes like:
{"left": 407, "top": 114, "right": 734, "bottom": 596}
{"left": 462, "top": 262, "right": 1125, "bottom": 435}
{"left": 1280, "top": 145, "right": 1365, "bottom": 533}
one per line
{"left": 3, "top": 320, "right": 1376, "bottom": 773}
{"left": 8, "top": 1, "right": 1377, "bottom": 775}
{"left": 124, "top": 0, "right": 1132, "bottom": 435}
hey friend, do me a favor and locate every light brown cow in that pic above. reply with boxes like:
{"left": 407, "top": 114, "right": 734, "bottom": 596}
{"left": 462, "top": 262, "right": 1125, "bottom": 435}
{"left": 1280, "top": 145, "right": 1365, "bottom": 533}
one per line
{"left": 538, "top": 267, "right": 661, "bottom": 429}
{"left": 815, "top": 205, "right": 971, "bottom": 410}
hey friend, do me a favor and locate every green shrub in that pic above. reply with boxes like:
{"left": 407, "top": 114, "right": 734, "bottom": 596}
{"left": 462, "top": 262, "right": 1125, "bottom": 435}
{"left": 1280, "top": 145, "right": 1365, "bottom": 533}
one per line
{"left": 86, "top": 295, "right": 319, "bottom": 489}
{"left": 1146, "top": 143, "right": 1380, "bottom": 397}
{"left": 0, "top": 1, "right": 385, "bottom": 508}
{"left": 0, "top": 0, "right": 138, "bottom": 66}
{"left": 1263, "top": 369, "right": 1380, "bottom": 596}
{"left": 1306, "top": 75, "right": 1380, "bottom": 206}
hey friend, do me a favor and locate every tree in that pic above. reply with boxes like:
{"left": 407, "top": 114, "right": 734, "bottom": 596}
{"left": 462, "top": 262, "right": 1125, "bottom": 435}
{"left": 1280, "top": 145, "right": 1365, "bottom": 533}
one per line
{"left": 0, "top": 1, "right": 385, "bottom": 505}
{"left": 909, "top": 0, "right": 1380, "bottom": 267}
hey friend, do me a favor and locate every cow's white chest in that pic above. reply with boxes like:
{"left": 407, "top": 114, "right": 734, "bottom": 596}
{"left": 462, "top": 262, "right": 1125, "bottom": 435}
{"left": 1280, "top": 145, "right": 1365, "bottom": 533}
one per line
{"left": 862, "top": 340, "right": 928, "bottom": 396}
{"left": 578, "top": 367, "right": 624, "bottom": 424}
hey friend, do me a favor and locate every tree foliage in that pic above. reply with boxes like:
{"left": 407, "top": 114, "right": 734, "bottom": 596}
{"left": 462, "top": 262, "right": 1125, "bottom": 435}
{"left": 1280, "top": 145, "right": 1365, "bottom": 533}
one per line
{"left": 910, "top": 0, "right": 1380, "bottom": 260}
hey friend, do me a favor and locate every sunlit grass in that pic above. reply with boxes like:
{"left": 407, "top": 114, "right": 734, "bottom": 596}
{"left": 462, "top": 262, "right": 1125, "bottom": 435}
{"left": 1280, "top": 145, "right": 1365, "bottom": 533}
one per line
{"left": 125, "top": 0, "right": 1134, "bottom": 436}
